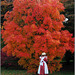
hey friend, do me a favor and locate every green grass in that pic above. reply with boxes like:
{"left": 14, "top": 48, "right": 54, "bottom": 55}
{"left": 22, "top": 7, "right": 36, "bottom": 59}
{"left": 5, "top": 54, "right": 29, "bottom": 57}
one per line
{"left": 1, "top": 62, "right": 74, "bottom": 75}
{"left": 1, "top": 69, "right": 32, "bottom": 75}
{"left": 1, "top": 69, "right": 74, "bottom": 75}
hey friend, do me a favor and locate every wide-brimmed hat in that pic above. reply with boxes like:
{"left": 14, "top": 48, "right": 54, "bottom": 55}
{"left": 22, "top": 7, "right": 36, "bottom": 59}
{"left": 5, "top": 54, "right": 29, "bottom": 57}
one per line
{"left": 41, "top": 52, "right": 46, "bottom": 55}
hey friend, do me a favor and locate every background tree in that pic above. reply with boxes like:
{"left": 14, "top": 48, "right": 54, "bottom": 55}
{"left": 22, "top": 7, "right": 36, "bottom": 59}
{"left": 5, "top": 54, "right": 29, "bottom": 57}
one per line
{"left": 1, "top": 0, "right": 19, "bottom": 68}
{"left": 1, "top": 0, "right": 74, "bottom": 74}
{"left": 61, "top": 0, "right": 74, "bottom": 35}
{"left": 1, "top": 0, "right": 13, "bottom": 27}
{"left": 1, "top": 51, "right": 19, "bottom": 68}
{"left": 60, "top": 0, "right": 74, "bottom": 63}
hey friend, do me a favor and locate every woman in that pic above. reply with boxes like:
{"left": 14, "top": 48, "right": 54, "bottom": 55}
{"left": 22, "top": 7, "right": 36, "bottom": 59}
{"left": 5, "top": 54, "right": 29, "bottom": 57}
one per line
{"left": 38, "top": 52, "right": 49, "bottom": 75}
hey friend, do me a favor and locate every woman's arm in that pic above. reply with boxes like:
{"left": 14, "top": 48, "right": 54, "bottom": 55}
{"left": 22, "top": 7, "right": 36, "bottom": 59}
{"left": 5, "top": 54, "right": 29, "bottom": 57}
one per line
{"left": 44, "top": 56, "right": 48, "bottom": 64}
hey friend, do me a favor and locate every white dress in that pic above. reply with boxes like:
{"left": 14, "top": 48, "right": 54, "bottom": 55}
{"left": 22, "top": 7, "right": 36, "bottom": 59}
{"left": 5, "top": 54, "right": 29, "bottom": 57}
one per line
{"left": 38, "top": 56, "right": 49, "bottom": 74}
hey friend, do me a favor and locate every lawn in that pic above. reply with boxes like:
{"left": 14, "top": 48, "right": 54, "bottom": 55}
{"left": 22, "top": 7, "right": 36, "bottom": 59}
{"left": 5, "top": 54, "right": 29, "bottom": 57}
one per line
{"left": 1, "top": 62, "right": 74, "bottom": 75}
{"left": 1, "top": 69, "right": 74, "bottom": 75}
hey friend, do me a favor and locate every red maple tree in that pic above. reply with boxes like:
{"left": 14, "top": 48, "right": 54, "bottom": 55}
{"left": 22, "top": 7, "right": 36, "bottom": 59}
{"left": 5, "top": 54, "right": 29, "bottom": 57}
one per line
{"left": 1, "top": 0, "right": 74, "bottom": 74}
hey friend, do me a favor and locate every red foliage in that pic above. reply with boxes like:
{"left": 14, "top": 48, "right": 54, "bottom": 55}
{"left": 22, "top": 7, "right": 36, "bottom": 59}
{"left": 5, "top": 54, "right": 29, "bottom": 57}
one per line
{"left": 1, "top": 0, "right": 74, "bottom": 74}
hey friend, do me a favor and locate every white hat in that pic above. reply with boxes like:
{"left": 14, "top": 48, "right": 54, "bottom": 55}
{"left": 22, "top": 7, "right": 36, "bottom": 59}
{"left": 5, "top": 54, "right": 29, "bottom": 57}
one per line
{"left": 41, "top": 52, "right": 46, "bottom": 55}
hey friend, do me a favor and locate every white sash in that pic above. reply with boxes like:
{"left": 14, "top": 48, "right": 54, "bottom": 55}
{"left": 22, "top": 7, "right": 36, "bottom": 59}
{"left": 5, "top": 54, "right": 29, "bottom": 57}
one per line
{"left": 40, "top": 57, "right": 44, "bottom": 66}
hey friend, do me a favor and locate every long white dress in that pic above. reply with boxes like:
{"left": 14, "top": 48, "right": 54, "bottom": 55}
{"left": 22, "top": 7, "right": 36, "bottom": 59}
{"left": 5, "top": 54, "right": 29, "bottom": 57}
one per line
{"left": 38, "top": 56, "right": 49, "bottom": 74}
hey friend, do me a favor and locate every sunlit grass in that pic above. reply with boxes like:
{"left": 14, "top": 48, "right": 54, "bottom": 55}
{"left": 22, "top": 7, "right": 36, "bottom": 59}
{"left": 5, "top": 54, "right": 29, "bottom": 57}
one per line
{"left": 1, "top": 69, "right": 32, "bottom": 75}
{"left": 1, "top": 62, "right": 74, "bottom": 75}
{"left": 1, "top": 69, "right": 74, "bottom": 75}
